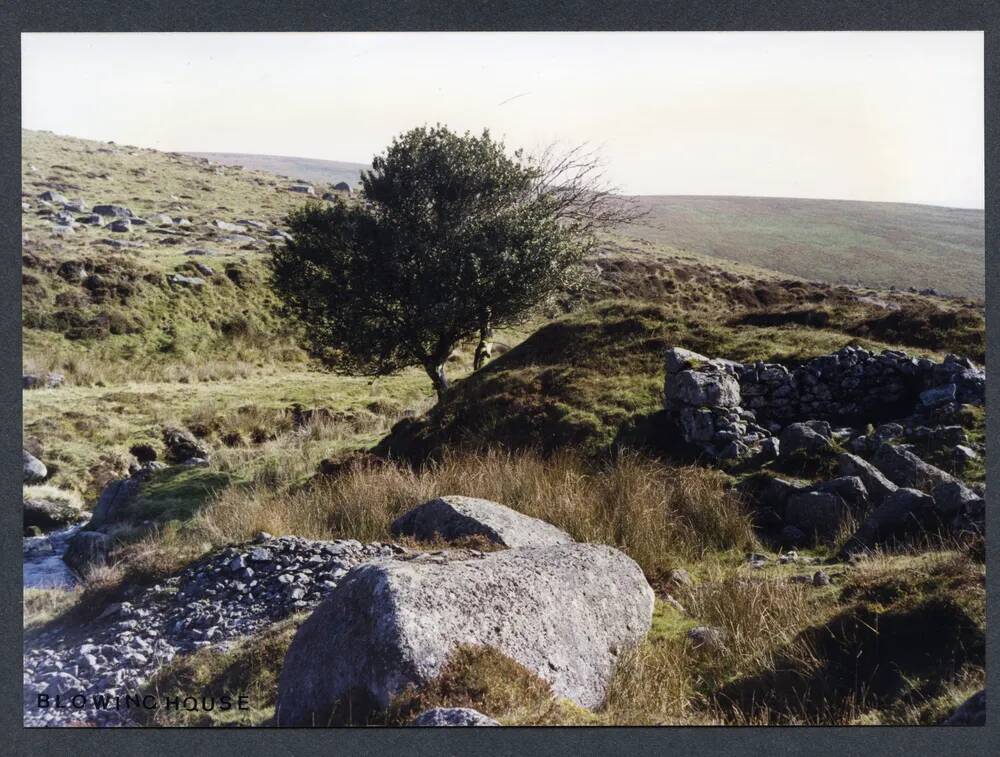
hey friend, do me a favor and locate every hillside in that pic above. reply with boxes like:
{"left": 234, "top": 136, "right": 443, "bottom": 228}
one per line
{"left": 618, "top": 195, "right": 985, "bottom": 300}
{"left": 165, "top": 150, "right": 986, "bottom": 300}
{"left": 21, "top": 129, "right": 985, "bottom": 729}
{"left": 184, "top": 152, "right": 368, "bottom": 188}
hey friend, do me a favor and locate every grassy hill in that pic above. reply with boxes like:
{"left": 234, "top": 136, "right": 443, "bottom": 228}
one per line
{"left": 169, "top": 149, "right": 986, "bottom": 299}
{"left": 21, "top": 130, "right": 985, "bottom": 727}
{"left": 619, "top": 195, "right": 984, "bottom": 300}
{"left": 184, "top": 152, "right": 368, "bottom": 188}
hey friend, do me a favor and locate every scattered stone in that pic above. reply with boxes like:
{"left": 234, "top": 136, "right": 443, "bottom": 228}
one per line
{"left": 686, "top": 626, "right": 726, "bottom": 652}
{"left": 23, "top": 372, "right": 65, "bottom": 390}
{"left": 931, "top": 481, "right": 983, "bottom": 519}
{"left": 840, "top": 488, "right": 937, "bottom": 557}
{"left": 92, "top": 204, "right": 134, "bottom": 218}
{"left": 288, "top": 184, "right": 315, "bottom": 195}
{"left": 162, "top": 427, "right": 210, "bottom": 463}
{"left": 812, "top": 476, "right": 869, "bottom": 512}
{"left": 390, "top": 495, "right": 574, "bottom": 548}
{"left": 837, "top": 453, "right": 898, "bottom": 505}
{"left": 666, "top": 568, "right": 693, "bottom": 587}
{"left": 38, "top": 190, "right": 68, "bottom": 204}
{"left": 63, "top": 531, "right": 112, "bottom": 576}
{"left": 410, "top": 707, "right": 499, "bottom": 727}
{"left": 872, "top": 443, "right": 959, "bottom": 493}
{"left": 167, "top": 274, "right": 205, "bottom": 288}
{"left": 88, "top": 477, "right": 143, "bottom": 529}
{"left": 108, "top": 217, "right": 132, "bottom": 232}
{"left": 812, "top": 570, "right": 831, "bottom": 587}
{"left": 784, "top": 490, "right": 849, "bottom": 540}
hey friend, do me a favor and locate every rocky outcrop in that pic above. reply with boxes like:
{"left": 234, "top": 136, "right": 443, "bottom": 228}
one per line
{"left": 410, "top": 707, "right": 500, "bottom": 726}
{"left": 390, "top": 496, "right": 573, "bottom": 548}
{"left": 275, "top": 543, "right": 654, "bottom": 725}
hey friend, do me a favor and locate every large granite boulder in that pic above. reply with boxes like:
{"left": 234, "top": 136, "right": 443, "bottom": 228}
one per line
{"left": 23, "top": 495, "right": 85, "bottom": 532}
{"left": 839, "top": 488, "right": 937, "bottom": 557}
{"left": 390, "top": 496, "right": 573, "bottom": 548}
{"left": 275, "top": 543, "right": 654, "bottom": 725}
{"left": 779, "top": 423, "right": 833, "bottom": 458}
{"left": 63, "top": 531, "right": 112, "bottom": 576}
{"left": 410, "top": 707, "right": 500, "bottom": 726}
{"left": 837, "top": 453, "right": 898, "bottom": 505}
{"left": 23, "top": 450, "right": 47, "bottom": 483}
{"left": 872, "top": 443, "right": 958, "bottom": 493}
{"left": 87, "top": 477, "right": 143, "bottom": 529}
{"left": 784, "top": 490, "right": 850, "bottom": 540}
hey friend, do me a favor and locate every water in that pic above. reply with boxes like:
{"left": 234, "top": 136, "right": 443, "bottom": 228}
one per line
{"left": 23, "top": 524, "right": 80, "bottom": 589}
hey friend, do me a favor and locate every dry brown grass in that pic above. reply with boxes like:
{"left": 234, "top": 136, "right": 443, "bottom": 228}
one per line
{"left": 188, "top": 448, "right": 757, "bottom": 579}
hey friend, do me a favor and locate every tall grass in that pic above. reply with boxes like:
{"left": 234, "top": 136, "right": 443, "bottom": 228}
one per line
{"left": 188, "top": 448, "right": 757, "bottom": 578}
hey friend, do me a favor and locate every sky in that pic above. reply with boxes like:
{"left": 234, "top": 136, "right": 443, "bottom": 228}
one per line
{"left": 21, "top": 32, "right": 984, "bottom": 208}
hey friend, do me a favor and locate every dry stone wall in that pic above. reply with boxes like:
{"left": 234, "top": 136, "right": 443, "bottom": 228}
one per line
{"left": 664, "top": 345, "right": 984, "bottom": 460}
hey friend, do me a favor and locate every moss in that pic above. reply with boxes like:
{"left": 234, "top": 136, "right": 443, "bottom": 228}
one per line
{"left": 386, "top": 644, "right": 589, "bottom": 726}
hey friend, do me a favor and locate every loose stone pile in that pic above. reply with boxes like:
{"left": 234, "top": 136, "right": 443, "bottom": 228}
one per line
{"left": 23, "top": 535, "right": 398, "bottom": 726}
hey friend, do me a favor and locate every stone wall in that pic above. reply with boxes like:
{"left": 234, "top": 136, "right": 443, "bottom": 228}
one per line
{"left": 663, "top": 345, "right": 984, "bottom": 460}
{"left": 736, "top": 347, "right": 984, "bottom": 425}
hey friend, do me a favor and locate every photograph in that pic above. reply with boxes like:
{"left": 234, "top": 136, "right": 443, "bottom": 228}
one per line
{"left": 19, "top": 30, "right": 985, "bottom": 728}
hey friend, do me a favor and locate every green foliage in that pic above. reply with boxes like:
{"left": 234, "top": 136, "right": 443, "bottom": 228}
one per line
{"left": 271, "top": 126, "right": 584, "bottom": 398}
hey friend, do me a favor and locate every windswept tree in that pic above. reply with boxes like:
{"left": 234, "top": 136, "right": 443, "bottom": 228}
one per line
{"left": 271, "top": 125, "right": 640, "bottom": 402}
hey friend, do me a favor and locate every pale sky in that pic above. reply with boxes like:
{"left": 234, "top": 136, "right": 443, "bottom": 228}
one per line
{"left": 21, "top": 32, "right": 984, "bottom": 208}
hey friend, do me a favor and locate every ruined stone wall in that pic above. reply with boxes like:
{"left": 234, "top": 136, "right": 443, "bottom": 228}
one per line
{"left": 736, "top": 347, "right": 984, "bottom": 425}
{"left": 663, "top": 345, "right": 984, "bottom": 460}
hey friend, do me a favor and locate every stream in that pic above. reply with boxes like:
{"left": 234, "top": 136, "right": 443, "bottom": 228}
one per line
{"left": 23, "top": 525, "right": 79, "bottom": 589}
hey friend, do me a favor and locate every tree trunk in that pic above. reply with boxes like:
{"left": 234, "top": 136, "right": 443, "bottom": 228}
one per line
{"left": 473, "top": 319, "right": 494, "bottom": 371}
{"left": 426, "top": 361, "right": 449, "bottom": 402}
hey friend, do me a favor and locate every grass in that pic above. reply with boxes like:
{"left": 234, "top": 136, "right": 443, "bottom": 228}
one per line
{"left": 37, "top": 448, "right": 984, "bottom": 728}
{"left": 183, "top": 448, "right": 757, "bottom": 582}
{"left": 376, "top": 299, "right": 946, "bottom": 464}
{"left": 618, "top": 195, "right": 984, "bottom": 300}
{"left": 137, "top": 616, "right": 305, "bottom": 726}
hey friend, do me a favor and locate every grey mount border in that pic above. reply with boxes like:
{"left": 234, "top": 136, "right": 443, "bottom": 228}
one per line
{"left": 1, "top": 1, "right": 997, "bottom": 756}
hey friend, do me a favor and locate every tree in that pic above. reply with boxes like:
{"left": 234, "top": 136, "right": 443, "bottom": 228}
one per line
{"left": 271, "top": 125, "right": 640, "bottom": 402}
